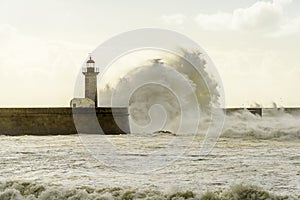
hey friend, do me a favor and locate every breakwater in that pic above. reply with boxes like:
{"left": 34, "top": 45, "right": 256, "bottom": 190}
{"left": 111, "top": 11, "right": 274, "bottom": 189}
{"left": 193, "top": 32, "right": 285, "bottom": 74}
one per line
{"left": 1, "top": 107, "right": 299, "bottom": 136}
{"left": 0, "top": 107, "right": 130, "bottom": 136}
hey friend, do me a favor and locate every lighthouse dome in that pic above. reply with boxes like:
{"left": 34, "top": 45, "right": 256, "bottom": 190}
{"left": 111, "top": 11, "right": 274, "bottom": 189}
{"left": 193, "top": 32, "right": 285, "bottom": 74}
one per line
{"left": 87, "top": 56, "right": 95, "bottom": 64}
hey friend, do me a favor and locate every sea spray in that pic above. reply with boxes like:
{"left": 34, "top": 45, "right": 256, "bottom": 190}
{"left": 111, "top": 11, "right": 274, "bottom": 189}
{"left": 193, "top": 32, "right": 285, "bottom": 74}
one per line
{"left": 222, "top": 109, "right": 300, "bottom": 140}
{"left": 97, "top": 47, "right": 300, "bottom": 140}
{"left": 99, "top": 49, "right": 222, "bottom": 134}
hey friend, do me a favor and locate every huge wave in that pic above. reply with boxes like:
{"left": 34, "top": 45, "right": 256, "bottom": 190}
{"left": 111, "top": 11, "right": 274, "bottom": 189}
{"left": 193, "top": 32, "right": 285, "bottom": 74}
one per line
{"left": 99, "top": 49, "right": 222, "bottom": 134}
{"left": 98, "top": 49, "right": 300, "bottom": 141}
{"left": 0, "top": 181, "right": 298, "bottom": 200}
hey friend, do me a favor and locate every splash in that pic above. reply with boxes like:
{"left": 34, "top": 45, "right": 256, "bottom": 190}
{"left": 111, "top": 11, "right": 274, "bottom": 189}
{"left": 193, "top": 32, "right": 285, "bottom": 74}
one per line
{"left": 99, "top": 49, "right": 222, "bottom": 133}
{"left": 222, "top": 109, "right": 300, "bottom": 140}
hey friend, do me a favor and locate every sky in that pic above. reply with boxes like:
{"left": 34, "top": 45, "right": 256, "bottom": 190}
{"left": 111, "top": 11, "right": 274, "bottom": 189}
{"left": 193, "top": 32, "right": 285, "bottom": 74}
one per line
{"left": 0, "top": 0, "right": 300, "bottom": 107}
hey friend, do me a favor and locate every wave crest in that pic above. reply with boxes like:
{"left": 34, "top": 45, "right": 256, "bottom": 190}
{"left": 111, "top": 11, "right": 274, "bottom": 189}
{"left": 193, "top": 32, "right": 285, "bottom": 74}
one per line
{"left": 0, "top": 181, "right": 297, "bottom": 200}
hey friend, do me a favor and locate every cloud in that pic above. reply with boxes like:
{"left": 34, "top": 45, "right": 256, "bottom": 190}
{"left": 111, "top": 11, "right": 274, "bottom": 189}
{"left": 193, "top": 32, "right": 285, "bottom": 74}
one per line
{"left": 194, "top": 0, "right": 300, "bottom": 36}
{"left": 161, "top": 14, "right": 186, "bottom": 25}
{"left": 231, "top": 0, "right": 283, "bottom": 31}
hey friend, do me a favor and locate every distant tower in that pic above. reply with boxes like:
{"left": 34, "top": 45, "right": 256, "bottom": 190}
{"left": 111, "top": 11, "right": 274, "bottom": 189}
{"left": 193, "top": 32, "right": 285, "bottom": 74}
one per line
{"left": 82, "top": 55, "right": 99, "bottom": 106}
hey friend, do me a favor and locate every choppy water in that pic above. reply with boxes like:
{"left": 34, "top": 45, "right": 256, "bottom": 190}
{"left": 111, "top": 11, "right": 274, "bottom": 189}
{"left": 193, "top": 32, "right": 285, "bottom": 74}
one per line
{"left": 0, "top": 132, "right": 299, "bottom": 199}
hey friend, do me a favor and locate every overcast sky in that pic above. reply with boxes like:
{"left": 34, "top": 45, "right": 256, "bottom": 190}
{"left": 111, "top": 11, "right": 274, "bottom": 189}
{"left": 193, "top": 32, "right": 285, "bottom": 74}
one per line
{"left": 0, "top": 0, "right": 300, "bottom": 107}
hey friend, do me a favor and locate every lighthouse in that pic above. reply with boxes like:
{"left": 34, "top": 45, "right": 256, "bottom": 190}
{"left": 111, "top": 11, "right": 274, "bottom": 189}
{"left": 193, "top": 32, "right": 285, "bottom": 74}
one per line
{"left": 82, "top": 55, "right": 99, "bottom": 106}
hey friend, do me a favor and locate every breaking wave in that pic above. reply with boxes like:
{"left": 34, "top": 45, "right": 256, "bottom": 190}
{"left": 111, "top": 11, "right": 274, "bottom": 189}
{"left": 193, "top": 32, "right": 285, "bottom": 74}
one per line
{"left": 99, "top": 49, "right": 223, "bottom": 134}
{"left": 97, "top": 49, "right": 300, "bottom": 141}
{"left": 0, "top": 181, "right": 298, "bottom": 200}
{"left": 221, "top": 109, "right": 300, "bottom": 141}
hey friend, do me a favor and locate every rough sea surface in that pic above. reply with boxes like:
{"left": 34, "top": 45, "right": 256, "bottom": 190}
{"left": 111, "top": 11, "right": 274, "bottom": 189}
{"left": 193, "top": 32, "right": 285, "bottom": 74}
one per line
{"left": 0, "top": 110, "right": 300, "bottom": 199}
{"left": 0, "top": 137, "right": 299, "bottom": 198}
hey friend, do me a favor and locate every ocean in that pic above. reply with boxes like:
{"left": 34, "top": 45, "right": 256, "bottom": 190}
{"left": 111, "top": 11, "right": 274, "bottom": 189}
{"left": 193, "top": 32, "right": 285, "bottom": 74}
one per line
{"left": 0, "top": 110, "right": 299, "bottom": 199}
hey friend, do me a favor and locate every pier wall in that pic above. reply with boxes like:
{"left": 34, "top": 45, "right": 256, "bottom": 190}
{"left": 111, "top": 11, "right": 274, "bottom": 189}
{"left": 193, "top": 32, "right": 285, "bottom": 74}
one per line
{"left": 0, "top": 108, "right": 130, "bottom": 136}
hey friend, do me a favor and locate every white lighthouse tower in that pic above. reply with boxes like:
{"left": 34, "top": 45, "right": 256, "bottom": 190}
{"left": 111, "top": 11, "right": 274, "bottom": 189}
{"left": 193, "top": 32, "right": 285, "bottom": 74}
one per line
{"left": 82, "top": 55, "right": 99, "bottom": 106}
